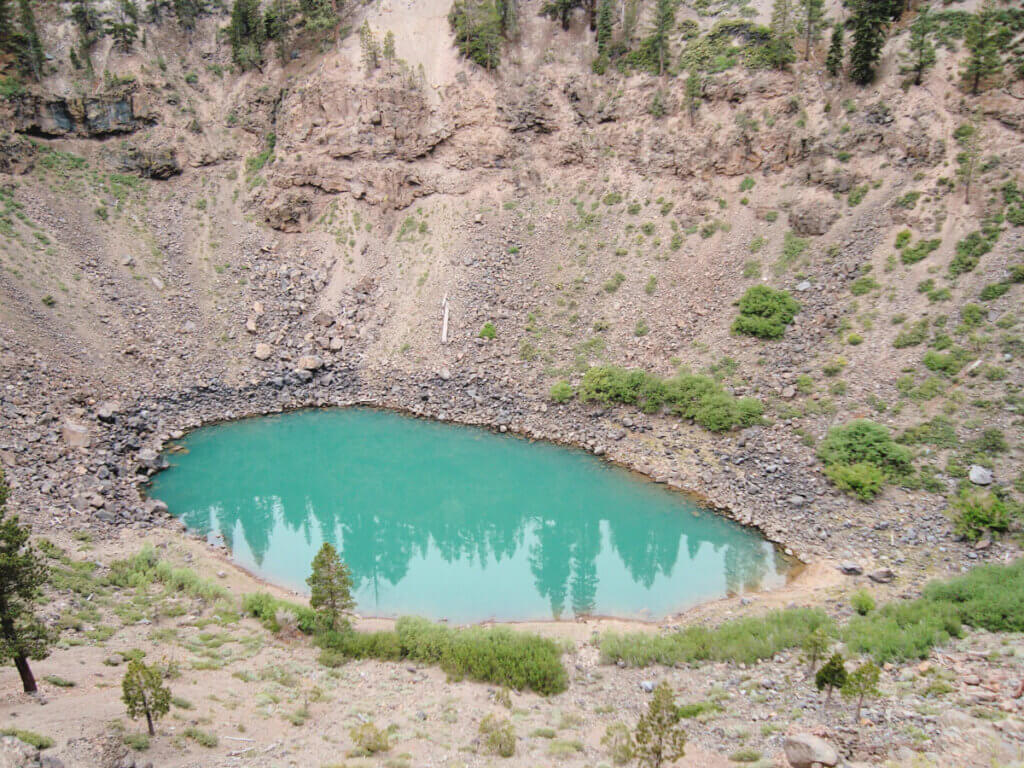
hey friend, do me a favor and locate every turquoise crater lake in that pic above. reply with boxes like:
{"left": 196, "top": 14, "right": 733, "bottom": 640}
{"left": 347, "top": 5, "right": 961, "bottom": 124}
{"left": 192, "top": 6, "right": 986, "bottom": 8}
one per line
{"left": 151, "top": 408, "right": 790, "bottom": 622}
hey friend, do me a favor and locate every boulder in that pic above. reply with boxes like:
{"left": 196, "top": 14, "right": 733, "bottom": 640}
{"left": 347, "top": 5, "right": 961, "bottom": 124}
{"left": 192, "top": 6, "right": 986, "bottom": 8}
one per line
{"left": 868, "top": 568, "right": 895, "bottom": 584}
{"left": 968, "top": 465, "right": 993, "bottom": 485}
{"left": 312, "top": 311, "right": 334, "bottom": 328}
{"left": 61, "top": 421, "right": 90, "bottom": 449}
{"left": 839, "top": 562, "right": 863, "bottom": 576}
{"left": 783, "top": 734, "right": 839, "bottom": 767}
{"left": 789, "top": 203, "right": 840, "bottom": 236}
{"left": 297, "top": 355, "right": 323, "bottom": 371}
{"left": 253, "top": 343, "right": 272, "bottom": 361}
{"left": 96, "top": 401, "right": 120, "bottom": 423}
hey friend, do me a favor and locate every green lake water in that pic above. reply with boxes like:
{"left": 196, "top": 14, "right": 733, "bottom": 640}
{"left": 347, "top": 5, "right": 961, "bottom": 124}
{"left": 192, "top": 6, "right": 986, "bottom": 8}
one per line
{"left": 151, "top": 408, "right": 790, "bottom": 622}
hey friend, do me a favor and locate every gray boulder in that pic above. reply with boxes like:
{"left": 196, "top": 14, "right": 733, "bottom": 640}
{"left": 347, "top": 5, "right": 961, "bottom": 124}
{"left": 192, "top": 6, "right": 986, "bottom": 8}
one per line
{"left": 968, "top": 465, "right": 993, "bottom": 485}
{"left": 783, "top": 733, "right": 839, "bottom": 767}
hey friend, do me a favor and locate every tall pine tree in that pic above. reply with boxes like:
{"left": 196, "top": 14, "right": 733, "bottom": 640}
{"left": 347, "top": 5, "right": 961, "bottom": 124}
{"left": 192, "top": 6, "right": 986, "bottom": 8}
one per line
{"left": 849, "top": 0, "right": 889, "bottom": 85}
{"left": 647, "top": 0, "right": 676, "bottom": 75}
{"left": 596, "top": 0, "right": 613, "bottom": 55}
{"left": 229, "top": 0, "right": 265, "bottom": 69}
{"left": 797, "top": 0, "right": 824, "bottom": 61}
{"left": 767, "top": 0, "right": 797, "bottom": 69}
{"left": 0, "top": 0, "right": 13, "bottom": 51}
{"left": 825, "top": 22, "right": 844, "bottom": 76}
{"left": 16, "top": 0, "right": 44, "bottom": 81}
{"left": 899, "top": 4, "right": 935, "bottom": 86}
{"left": 960, "top": 2, "right": 1002, "bottom": 95}
{"left": 0, "top": 470, "right": 53, "bottom": 693}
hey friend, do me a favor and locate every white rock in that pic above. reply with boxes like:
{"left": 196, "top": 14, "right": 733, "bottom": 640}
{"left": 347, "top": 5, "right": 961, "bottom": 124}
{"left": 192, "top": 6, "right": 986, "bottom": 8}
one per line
{"left": 783, "top": 734, "right": 839, "bottom": 767}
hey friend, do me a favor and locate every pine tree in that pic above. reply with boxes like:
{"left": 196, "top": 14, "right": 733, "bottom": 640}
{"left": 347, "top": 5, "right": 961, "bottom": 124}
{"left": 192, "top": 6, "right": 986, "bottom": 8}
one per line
{"left": 815, "top": 652, "right": 848, "bottom": 704}
{"left": 121, "top": 659, "right": 171, "bottom": 736}
{"left": 307, "top": 542, "right": 354, "bottom": 631}
{"left": 449, "top": 0, "right": 503, "bottom": 69}
{"left": 495, "top": 0, "right": 515, "bottom": 35}
{"left": 0, "top": 470, "right": 52, "bottom": 693}
{"left": 960, "top": 2, "right": 1002, "bottom": 95}
{"left": 300, "top": 0, "right": 339, "bottom": 33}
{"left": 646, "top": 0, "right": 677, "bottom": 75}
{"left": 633, "top": 682, "right": 686, "bottom": 768}
{"left": 107, "top": 0, "right": 140, "bottom": 52}
{"left": 684, "top": 70, "right": 702, "bottom": 125}
{"left": 382, "top": 30, "right": 395, "bottom": 63}
{"left": 16, "top": 0, "right": 44, "bottom": 81}
{"left": 596, "top": 0, "right": 613, "bottom": 55}
{"left": 899, "top": 4, "right": 935, "bottom": 86}
{"left": 825, "top": 21, "right": 844, "bottom": 76}
{"left": 849, "top": 0, "right": 890, "bottom": 85}
{"left": 229, "top": 0, "right": 265, "bottom": 69}
{"left": 359, "top": 21, "right": 380, "bottom": 73}
{"left": 841, "top": 661, "right": 880, "bottom": 722}
{"left": 954, "top": 114, "right": 981, "bottom": 204}
{"left": 797, "top": 0, "right": 823, "bottom": 60}
{"left": 0, "top": 0, "right": 13, "bottom": 51}
{"left": 264, "top": 0, "right": 296, "bottom": 61}
{"left": 541, "top": 0, "right": 582, "bottom": 31}
{"left": 172, "top": 0, "right": 201, "bottom": 31}
{"left": 801, "top": 626, "right": 830, "bottom": 675}
{"left": 767, "top": 0, "right": 797, "bottom": 69}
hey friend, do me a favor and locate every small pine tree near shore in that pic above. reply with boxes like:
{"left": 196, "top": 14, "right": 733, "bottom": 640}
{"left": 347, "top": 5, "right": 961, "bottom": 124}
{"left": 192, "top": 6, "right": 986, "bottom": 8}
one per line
{"left": 307, "top": 542, "right": 355, "bottom": 631}
{"left": 634, "top": 682, "right": 686, "bottom": 768}
{"left": 122, "top": 659, "right": 171, "bottom": 736}
{"left": 815, "top": 652, "right": 848, "bottom": 704}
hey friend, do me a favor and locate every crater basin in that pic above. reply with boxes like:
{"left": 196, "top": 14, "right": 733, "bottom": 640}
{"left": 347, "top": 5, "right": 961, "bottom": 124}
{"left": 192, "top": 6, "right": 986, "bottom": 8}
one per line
{"left": 151, "top": 408, "right": 791, "bottom": 622}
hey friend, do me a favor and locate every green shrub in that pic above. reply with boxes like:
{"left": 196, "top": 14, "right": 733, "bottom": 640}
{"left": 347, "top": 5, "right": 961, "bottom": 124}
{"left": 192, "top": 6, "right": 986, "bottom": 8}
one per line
{"left": 184, "top": 727, "right": 218, "bottom": 748}
{"left": 576, "top": 366, "right": 762, "bottom": 432}
{"left": 817, "top": 420, "right": 912, "bottom": 499}
{"left": 731, "top": 285, "right": 800, "bottom": 340}
{"left": 847, "top": 332, "right": 863, "bottom": 346}
{"left": 124, "top": 733, "right": 150, "bottom": 751}
{"left": 0, "top": 729, "right": 53, "bottom": 750}
{"left": 979, "top": 282, "right": 1009, "bottom": 301}
{"left": 241, "top": 592, "right": 318, "bottom": 634}
{"left": 316, "top": 617, "right": 567, "bottom": 695}
{"left": 600, "top": 608, "right": 832, "bottom": 667}
{"left": 949, "top": 230, "right": 996, "bottom": 276}
{"left": 775, "top": 231, "right": 807, "bottom": 273}
{"left": 1010, "top": 264, "right": 1024, "bottom": 283}
{"left": 951, "top": 491, "right": 1012, "bottom": 541}
{"left": 848, "top": 184, "right": 869, "bottom": 206}
{"left": 922, "top": 559, "right": 1024, "bottom": 632}
{"left": 898, "top": 416, "right": 957, "bottom": 447}
{"left": 109, "top": 547, "right": 228, "bottom": 602}
{"left": 44, "top": 675, "right": 75, "bottom": 688}
{"left": 479, "top": 322, "right": 497, "bottom": 339}
{"left": 893, "top": 319, "right": 929, "bottom": 348}
{"left": 739, "top": 176, "right": 755, "bottom": 192}
{"left": 894, "top": 230, "right": 912, "bottom": 248}
{"left": 549, "top": 381, "right": 573, "bottom": 403}
{"left": 480, "top": 715, "right": 515, "bottom": 757}
{"left": 895, "top": 191, "right": 921, "bottom": 209}
{"left": 960, "top": 303, "right": 985, "bottom": 328}
{"left": 603, "top": 272, "right": 626, "bottom": 293}
{"left": 844, "top": 599, "right": 962, "bottom": 663}
{"left": 851, "top": 589, "right": 875, "bottom": 615}
{"left": 900, "top": 238, "right": 941, "bottom": 265}
{"left": 850, "top": 276, "right": 879, "bottom": 296}
{"left": 824, "top": 462, "right": 883, "bottom": 500}
{"left": 923, "top": 348, "right": 970, "bottom": 376}
{"left": 350, "top": 722, "right": 389, "bottom": 755}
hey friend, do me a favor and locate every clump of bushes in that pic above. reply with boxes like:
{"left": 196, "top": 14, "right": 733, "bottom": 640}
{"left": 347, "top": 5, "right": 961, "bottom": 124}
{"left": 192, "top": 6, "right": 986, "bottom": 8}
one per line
{"left": 241, "top": 592, "right": 318, "bottom": 634}
{"left": 899, "top": 237, "right": 941, "bottom": 265}
{"left": 893, "top": 319, "right": 929, "bottom": 348}
{"left": 480, "top": 715, "right": 516, "bottom": 757}
{"left": 108, "top": 546, "right": 229, "bottom": 602}
{"left": 949, "top": 227, "right": 998, "bottom": 276}
{"left": 817, "top": 420, "right": 912, "bottom": 500}
{"left": 549, "top": 381, "right": 573, "bottom": 403}
{"left": 575, "top": 366, "right": 763, "bottom": 432}
{"left": 731, "top": 285, "right": 800, "bottom": 339}
{"left": 951, "top": 490, "right": 1014, "bottom": 542}
{"left": 602, "top": 561, "right": 1024, "bottom": 668}
{"left": 600, "top": 608, "right": 832, "bottom": 667}
{"left": 316, "top": 616, "right": 567, "bottom": 695}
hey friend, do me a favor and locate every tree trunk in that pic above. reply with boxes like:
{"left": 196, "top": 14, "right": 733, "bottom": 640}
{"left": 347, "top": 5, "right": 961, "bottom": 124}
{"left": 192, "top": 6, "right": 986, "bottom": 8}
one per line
{"left": 13, "top": 655, "right": 37, "bottom": 693}
{"left": 855, "top": 693, "right": 863, "bottom": 723}
{"left": 588, "top": 0, "right": 596, "bottom": 30}
{"left": 146, "top": 710, "right": 155, "bottom": 736}
{"left": 805, "top": 23, "right": 811, "bottom": 61}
